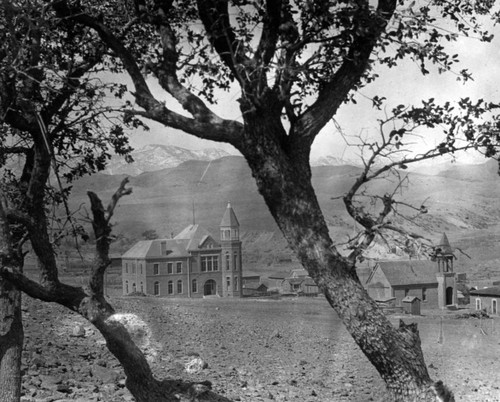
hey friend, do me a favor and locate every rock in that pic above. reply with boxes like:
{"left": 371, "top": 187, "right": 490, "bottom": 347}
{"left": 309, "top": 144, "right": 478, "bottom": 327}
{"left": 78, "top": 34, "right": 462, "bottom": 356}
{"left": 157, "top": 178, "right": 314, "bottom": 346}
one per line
{"left": 91, "top": 364, "right": 120, "bottom": 384}
{"left": 71, "top": 324, "right": 86, "bottom": 338}
{"left": 185, "top": 357, "right": 208, "bottom": 373}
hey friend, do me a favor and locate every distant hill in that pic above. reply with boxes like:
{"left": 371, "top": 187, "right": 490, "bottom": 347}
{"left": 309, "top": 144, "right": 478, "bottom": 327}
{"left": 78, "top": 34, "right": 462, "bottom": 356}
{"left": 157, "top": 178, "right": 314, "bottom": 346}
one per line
{"left": 102, "top": 144, "right": 361, "bottom": 176}
{"left": 68, "top": 156, "right": 500, "bottom": 278}
{"left": 436, "top": 159, "right": 499, "bottom": 182}
{"left": 104, "top": 144, "right": 232, "bottom": 175}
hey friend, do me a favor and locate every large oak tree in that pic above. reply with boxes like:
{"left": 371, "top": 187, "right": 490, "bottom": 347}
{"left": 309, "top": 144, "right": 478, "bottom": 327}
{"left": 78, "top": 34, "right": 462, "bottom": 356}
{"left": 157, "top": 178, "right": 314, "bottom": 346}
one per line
{"left": 1, "top": 0, "right": 497, "bottom": 401}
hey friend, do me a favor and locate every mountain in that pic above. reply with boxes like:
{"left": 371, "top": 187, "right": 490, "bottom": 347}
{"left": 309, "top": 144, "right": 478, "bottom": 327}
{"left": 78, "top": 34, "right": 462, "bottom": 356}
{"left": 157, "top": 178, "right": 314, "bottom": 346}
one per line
{"left": 103, "top": 144, "right": 232, "bottom": 175}
{"left": 435, "top": 158, "right": 499, "bottom": 182}
{"left": 68, "top": 156, "right": 500, "bottom": 279}
{"left": 310, "top": 155, "right": 359, "bottom": 167}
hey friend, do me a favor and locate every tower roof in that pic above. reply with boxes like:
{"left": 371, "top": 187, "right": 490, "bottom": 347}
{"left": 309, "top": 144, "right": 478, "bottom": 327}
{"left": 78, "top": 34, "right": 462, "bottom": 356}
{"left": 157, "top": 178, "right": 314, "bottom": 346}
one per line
{"left": 220, "top": 202, "right": 239, "bottom": 227}
{"left": 436, "top": 233, "right": 454, "bottom": 256}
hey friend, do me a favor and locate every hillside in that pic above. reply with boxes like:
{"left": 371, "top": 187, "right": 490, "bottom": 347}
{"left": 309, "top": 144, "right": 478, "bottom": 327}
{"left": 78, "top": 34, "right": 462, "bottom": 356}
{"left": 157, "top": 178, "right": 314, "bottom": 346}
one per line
{"left": 68, "top": 156, "right": 500, "bottom": 280}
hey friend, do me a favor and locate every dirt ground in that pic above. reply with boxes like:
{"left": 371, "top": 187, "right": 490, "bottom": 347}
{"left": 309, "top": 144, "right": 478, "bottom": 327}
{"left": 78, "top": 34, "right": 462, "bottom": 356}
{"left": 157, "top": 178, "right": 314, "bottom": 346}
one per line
{"left": 20, "top": 295, "right": 500, "bottom": 402}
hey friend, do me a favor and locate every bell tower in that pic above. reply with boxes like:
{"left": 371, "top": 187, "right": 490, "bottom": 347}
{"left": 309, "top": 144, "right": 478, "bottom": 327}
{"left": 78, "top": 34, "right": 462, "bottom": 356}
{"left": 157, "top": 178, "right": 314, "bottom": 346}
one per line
{"left": 434, "top": 233, "right": 457, "bottom": 309}
{"left": 220, "top": 202, "right": 242, "bottom": 297}
{"left": 435, "top": 232, "right": 455, "bottom": 273}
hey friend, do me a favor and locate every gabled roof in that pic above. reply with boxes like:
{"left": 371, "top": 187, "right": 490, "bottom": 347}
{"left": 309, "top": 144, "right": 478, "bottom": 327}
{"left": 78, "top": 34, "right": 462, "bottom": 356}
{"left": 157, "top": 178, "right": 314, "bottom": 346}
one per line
{"left": 290, "top": 268, "right": 309, "bottom": 278}
{"left": 174, "top": 224, "right": 220, "bottom": 251}
{"left": 121, "top": 238, "right": 189, "bottom": 259}
{"left": 122, "top": 224, "right": 219, "bottom": 259}
{"left": 220, "top": 202, "right": 239, "bottom": 227}
{"left": 470, "top": 286, "right": 500, "bottom": 297}
{"left": 371, "top": 260, "right": 438, "bottom": 286}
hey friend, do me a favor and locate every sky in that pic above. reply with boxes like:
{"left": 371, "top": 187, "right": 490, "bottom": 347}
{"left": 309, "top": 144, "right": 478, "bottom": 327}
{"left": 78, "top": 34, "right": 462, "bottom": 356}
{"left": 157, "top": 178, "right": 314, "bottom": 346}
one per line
{"left": 118, "top": 15, "right": 500, "bottom": 167}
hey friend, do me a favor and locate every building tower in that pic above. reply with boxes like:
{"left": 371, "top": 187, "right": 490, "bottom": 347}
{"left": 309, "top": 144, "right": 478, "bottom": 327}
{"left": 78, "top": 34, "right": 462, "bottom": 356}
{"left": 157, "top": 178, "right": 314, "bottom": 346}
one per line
{"left": 435, "top": 232, "right": 455, "bottom": 273}
{"left": 220, "top": 202, "right": 242, "bottom": 297}
{"left": 435, "top": 232, "right": 457, "bottom": 309}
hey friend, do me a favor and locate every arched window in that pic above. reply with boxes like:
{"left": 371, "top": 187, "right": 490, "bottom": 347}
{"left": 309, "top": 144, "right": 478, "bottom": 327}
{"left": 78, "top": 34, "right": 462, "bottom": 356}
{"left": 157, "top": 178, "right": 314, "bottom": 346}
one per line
{"left": 492, "top": 299, "right": 497, "bottom": 315}
{"left": 154, "top": 281, "right": 160, "bottom": 296}
{"left": 225, "top": 252, "right": 230, "bottom": 270}
{"left": 125, "top": 281, "right": 129, "bottom": 294}
{"left": 168, "top": 280, "right": 173, "bottom": 295}
{"left": 177, "top": 280, "right": 183, "bottom": 294}
{"left": 234, "top": 276, "right": 239, "bottom": 291}
{"left": 192, "top": 279, "right": 197, "bottom": 293}
{"left": 233, "top": 252, "right": 238, "bottom": 271}
{"left": 476, "top": 298, "right": 482, "bottom": 311}
{"left": 140, "top": 282, "right": 144, "bottom": 293}
{"left": 132, "top": 283, "right": 136, "bottom": 293}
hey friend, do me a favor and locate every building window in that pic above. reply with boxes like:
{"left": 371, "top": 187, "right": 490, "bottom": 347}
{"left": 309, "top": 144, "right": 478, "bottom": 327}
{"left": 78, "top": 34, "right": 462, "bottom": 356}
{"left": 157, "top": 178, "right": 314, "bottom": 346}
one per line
{"left": 226, "top": 277, "right": 231, "bottom": 291}
{"left": 475, "top": 298, "right": 482, "bottom": 311}
{"left": 233, "top": 252, "right": 238, "bottom": 271}
{"left": 161, "top": 241, "right": 167, "bottom": 255}
{"left": 132, "top": 283, "right": 136, "bottom": 293}
{"left": 139, "top": 264, "right": 143, "bottom": 275}
{"left": 234, "top": 276, "right": 239, "bottom": 291}
{"left": 140, "top": 282, "right": 144, "bottom": 293}
{"left": 167, "top": 262, "right": 173, "bottom": 274}
{"left": 422, "top": 287, "right": 427, "bottom": 302}
{"left": 225, "top": 252, "right": 230, "bottom": 270}
{"left": 176, "top": 262, "right": 182, "bottom": 273}
{"left": 154, "top": 281, "right": 160, "bottom": 296}
{"left": 405, "top": 288, "right": 409, "bottom": 297}
{"left": 125, "top": 281, "right": 129, "bottom": 294}
{"left": 201, "top": 256, "right": 219, "bottom": 272}
{"left": 125, "top": 263, "right": 128, "bottom": 274}
{"left": 132, "top": 263, "right": 136, "bottom": 274}
{"left": 177, "top": 280, "right": 183, "bottom": 294}
{"left": 192, "top": 279, "right": 197, "bottom": 293}
{"left": 168, "top": 280, "right": 173, "bottom": 295}
{"left": 492, "top": 299, "right": 497, "bottom": 315}
{"left": 153, "top": 264, "right": 159, "bottom": 275}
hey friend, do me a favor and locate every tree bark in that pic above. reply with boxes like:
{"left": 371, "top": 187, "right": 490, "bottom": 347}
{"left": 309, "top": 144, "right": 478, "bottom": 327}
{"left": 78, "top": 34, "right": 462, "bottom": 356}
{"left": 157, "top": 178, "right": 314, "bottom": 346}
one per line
{"left": 240, "top": 114, "right": 437, "bottom": 401}
{"left": 0, "top": 280, "right": 23, "bottom": 402}
{"left": 0, "top": 205, "right": 23, "bottom": 402}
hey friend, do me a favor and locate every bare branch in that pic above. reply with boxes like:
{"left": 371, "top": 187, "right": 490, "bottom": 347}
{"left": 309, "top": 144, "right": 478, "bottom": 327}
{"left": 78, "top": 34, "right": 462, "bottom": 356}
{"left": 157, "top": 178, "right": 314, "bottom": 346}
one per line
{"left": 87, "top": 178, "right": 131, "bottom": 298}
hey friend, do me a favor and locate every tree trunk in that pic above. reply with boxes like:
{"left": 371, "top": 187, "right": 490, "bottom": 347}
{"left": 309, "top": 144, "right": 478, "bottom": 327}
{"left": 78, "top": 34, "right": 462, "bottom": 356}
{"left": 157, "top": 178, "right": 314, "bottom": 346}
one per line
{"left": 0, "top": 279, "right": 23, "bottom": 402}
{"left": 240, "top": 116, "right": 437, "bottom": 401}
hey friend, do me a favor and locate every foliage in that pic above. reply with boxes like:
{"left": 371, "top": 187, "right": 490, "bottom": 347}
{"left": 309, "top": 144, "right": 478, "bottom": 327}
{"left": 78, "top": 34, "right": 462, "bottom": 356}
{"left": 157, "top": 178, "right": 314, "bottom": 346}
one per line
{"left": 1, "top": 1, "right": 499, "bottom": 401}
{"left": 142, "top": 229, "right": 159, "bottom": 240}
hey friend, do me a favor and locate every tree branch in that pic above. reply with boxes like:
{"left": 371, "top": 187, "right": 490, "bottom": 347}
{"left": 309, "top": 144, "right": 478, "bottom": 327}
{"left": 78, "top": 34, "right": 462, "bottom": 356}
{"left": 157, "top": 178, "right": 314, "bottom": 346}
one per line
{"left": 52, "top": 0, "right": 244, "bottom": 148}
{"left": 197, "top": 0, "right": 252, "bottom": 86}
{"left": 291, "top": 0, "right": 397, "bottom": 149}
{"left": 88, "top": 178, "right": 131, "bottom": 298}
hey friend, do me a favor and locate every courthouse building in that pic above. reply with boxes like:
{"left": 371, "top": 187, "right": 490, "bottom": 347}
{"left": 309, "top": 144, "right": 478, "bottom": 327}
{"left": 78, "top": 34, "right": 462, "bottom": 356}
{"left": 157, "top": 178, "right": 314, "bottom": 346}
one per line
{"left": 121, "top": 203, "right": 242, "bottom": 298}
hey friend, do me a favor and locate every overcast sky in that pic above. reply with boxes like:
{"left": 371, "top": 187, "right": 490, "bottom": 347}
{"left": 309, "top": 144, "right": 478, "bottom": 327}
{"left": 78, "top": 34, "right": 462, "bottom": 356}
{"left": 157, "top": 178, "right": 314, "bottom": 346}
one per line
{"left": 119, "top": 19, "right": 500, "bottom": 166}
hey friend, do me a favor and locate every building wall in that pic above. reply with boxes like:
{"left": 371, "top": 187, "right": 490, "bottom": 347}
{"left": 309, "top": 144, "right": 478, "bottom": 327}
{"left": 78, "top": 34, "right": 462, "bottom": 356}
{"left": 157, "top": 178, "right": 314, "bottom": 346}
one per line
{"left": 220, "top": 239, "right": 242, "bottom": 297}
{"left": 366, "top": 267, "right": 392, "bottom": 301}
{"left": 122, "top": 259, "right": 147, "bottom": 295}
{"left": 472, "top": 296, "right": 499, "bottom": 315}
{"left": 393, "top": 285, "right": 439, "bottom": 307}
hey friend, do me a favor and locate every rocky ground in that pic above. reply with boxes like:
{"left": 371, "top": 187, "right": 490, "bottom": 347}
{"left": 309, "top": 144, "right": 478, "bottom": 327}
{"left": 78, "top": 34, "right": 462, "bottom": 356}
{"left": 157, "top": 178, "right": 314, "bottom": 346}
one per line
{"left": 19, "top": 295, "right": 500, "bottom": 402}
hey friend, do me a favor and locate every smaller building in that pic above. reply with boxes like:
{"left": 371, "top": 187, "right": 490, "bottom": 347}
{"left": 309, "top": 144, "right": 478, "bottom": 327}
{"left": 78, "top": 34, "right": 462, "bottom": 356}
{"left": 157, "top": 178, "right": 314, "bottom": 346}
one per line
{"left": 402, "top": 296, "right": 421, "bottom": 315}
{"left": 242, "top": 275, "right": 269, "bottom": 296}
{"left": 470, "top": 287, "right": 500, "bottom": 315}
{"left": 269, "top": 268, "right": 319, "bottom": 295}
